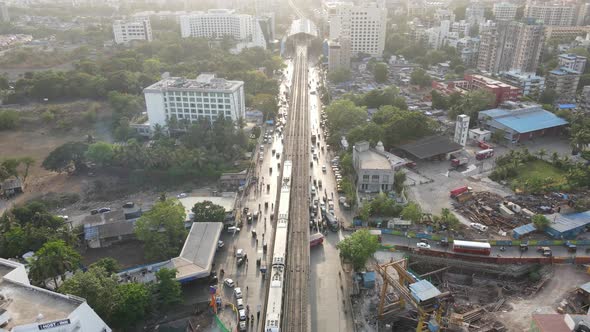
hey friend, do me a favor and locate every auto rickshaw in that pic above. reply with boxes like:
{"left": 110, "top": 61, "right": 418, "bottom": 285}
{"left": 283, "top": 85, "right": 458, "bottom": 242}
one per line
{"left": 267, "top": 184, "right": 270, "bottom": 192}
{"left": 252, "top": 230, "right": 257, "bottom": 238}
{"left": 265, "top": 201, "right": 269, "bottom": 209}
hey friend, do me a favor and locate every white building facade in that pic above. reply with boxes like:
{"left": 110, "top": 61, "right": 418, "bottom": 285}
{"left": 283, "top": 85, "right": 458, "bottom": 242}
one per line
{"left": 558, "top": 53, "right": 587, "bottom": 73}
{"left": 112, "top": 18, "right": 153, "bottom": 44}
{"left": 352, "top": 141, "right": 405, "bottom": 193}
{"left": 454, "top": 114, "right": 470, "bottom": 146}
{"left": 179, "top": 9, "right": 266, "bottom": 50}
{"left": 0, "top": 259, "right": 111, "bottom": 332}
{"left": 327, "top": 1, "right": 387, "bottom": 57}
{"left": 493, "top": 2, "right": 518, "bottom": 21}
{"left": 143, "top": 74, "right": 245, "bottom": 131}
{"left": 525, "top": 3, "right": 576, "bottom": 26}
{"left": 501, "top": 71, "right": 545, "bottom": 96}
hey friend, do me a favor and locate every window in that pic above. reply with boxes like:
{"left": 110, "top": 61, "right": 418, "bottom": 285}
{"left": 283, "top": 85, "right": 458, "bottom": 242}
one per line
{"left": 383, "top": 175, "right": 389, "bottom": 183}
{"left": 362, "top": 175, "right": 370, "bottom": 182}
{"left": 371, "top": 175, "right": 379, "bottom": 183}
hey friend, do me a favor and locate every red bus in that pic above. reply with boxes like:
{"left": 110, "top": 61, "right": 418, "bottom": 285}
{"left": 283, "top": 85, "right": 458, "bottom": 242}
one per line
{"left": 452, "top": 240, "right": 491, "bottom": 256}
{"left": 310, "top": 233, "right": 324, "bottom": 247}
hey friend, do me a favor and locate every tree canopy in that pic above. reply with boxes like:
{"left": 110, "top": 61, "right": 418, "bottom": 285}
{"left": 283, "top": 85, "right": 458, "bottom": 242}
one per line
{"left": 410, "top": 68, "right": 432, "bottom": 87}
{"left": 29, "top": 240, "right": 81, "bottom": 287}
{"left": 135, "top": 199, "right": 188, "bottom": 261}
{"left": 42, "top": 141, "right": 89, "bottom": 173}
{"left": 328, "top": 68, "right": 352, "bottom": 83}
{"left": 153, "top": 268, "right": 182, "bottom": 310}
{"left": 336, "top": 229, "right": 380, "bottom": 270}
{"left": 191, "top": 200, "right": 226, "bottom": 223}
{"left": 448, "top": 89, "right": 496, "bottom": 120}
{"left": 401, "top": 202, "right": 423, "bottom": 224}
{"left": 374, "top": 62, "right": 388, "bottom": 83}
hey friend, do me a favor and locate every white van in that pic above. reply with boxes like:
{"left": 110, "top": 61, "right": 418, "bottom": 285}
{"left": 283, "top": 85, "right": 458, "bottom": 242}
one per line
{"left": 470, "top": 223, "right": 488, "bottom": 232}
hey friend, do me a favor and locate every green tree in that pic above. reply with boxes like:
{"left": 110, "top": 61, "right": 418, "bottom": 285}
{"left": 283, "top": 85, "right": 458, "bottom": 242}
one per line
{"left": 431, "top": 90, "right": 448, "bottom": 110}
{"left": 251, "top": 93, "right": 279, "bottom": 119}
{"left": 325, "top": 99, "right": 367, "bottom": 135}
{"left": 448, "top": 89, "right": 495, "bottom": 120}
{"left": 89, "top": 257, "right": 121, "bottom": 275}
{"left": 401, "top": 202, "right": 422, "bottom": 224}
{"left": 328, "top": 68, "right": 352, "bottom": 83}
{"left": 539, "top": 89, "right": 557, "bottom": 104}
{"left": 394, "top": 170, "right": 406, "bottom": 195}
{"left": 59, "top": 266, "right": 118, "bottom": 321}
{"left": 42, "top": 141, "right": 89, "bottom": 173}
{"left": 440, "top": 208, "right": 459, "bottom": 229}
{"left": 191, "top": 200, "right": 226, "bottom": 223}
{"left": 85, "top": 142, "right": 115, "bottom": 167}
{"left": 111, "top": 282, "right": 151, "bottom": 328}
{"left": 336, "top": 229, "right": 380, "bottom": 270}
{"left": 374, "top": 62, "right": 388, "bottom": 83}
{"left": 0, "top": 110, "right": 19, "bottom": 130}
{"left": 153, "top": 268, "right": 182, "bottom": 310}
{"left": 134, "top": 199, "right": 188, "bottom": 261}
{"left": 532, "top": 214, "right": 550, "bottom": 230}
{"left": 29, "top": 240, "right": 81, "bottom": 287}
{"left": 410, "top": 68, "right": 432, "bottom": 87}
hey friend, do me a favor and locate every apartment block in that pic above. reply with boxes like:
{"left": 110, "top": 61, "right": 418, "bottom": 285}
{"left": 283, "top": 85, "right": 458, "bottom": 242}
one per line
{"left": 501, "top": 71, "right": 545, "bottom": 96}
{"left": 477, "top": 20, "right": 544, "bottom": 74}
{"left": 525, "top": 2, "right": 576, "bottom": 26}
{"left": 328, "top": 38, "right": 351, "bottom": 72}
{"left": 112, "top": 18, "right": 153, "bottom": 44}
{"left": 546, "top": 67, "right": 581, "bottom": 103}
{"left": 432, "top": 74, "right": 522, "bottom": 107}
{"left": 143, "top": 74, "right": 245, "bottom": 132}
{"left": 493, "top": 2, "right": 518, "bottom": 21}
{"left": 179, "top": 9, "right": 267, "bottom": 50}
{"left": 466, "top": 3, "right": 485, "bottom": 26}
{"left": 327, "top": 1, "right": 387, "bottom": 57}
{"left": 558, "top": 53, "right": 587, "bottom": 73}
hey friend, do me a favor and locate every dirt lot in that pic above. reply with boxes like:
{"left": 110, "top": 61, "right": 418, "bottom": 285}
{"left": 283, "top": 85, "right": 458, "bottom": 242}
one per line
{"left": 497, "top": 264, "right": 590, "bottom": 331}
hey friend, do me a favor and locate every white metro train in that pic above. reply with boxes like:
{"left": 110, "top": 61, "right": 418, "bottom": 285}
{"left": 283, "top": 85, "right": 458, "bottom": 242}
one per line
{"left": 264, "top": 160, "right": 292, "bottom": 332}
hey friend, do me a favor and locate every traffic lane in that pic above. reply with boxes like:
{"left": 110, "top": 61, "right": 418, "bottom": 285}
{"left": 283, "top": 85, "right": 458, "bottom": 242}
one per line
{"left": 381, "top": 234, "right": 582, "bottom": 258}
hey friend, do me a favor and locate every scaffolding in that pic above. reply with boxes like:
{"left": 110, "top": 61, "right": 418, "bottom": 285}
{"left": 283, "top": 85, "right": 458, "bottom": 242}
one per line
{"left": 375, "top": 258, "right": 450, "bottom": 332}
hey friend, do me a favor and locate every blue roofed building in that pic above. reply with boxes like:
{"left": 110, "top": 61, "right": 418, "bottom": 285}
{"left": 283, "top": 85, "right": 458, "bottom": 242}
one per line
{"left": 545, "top": 211, "right": 590, "bottom": 239}
{"left": 409, "top": 280, "right": 441, "bottom": 303}
{"left": 512, "top": 223, "right": 537, "bottom": 239}
{"left": 478, "top": 103, "right": 568, "bottom": 143}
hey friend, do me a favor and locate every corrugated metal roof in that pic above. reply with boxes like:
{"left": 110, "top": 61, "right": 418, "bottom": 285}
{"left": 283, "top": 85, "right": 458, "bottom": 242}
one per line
{"left": 579, "top": 281, "right": 590, "bottom": 294}
{"left": 513, "top": 223, "right": 537, "bottom": 236}
{"left": 480, "top": 107, "right": 568, "bottom": 133}
{"left": 173, "top": 222, "right": 223, "bottom": 280}
{"left": 409, "top": 280, "right": 441, "bottom": 302}
{"left": 548, "top": 211, "right": 590, "bottom": 233}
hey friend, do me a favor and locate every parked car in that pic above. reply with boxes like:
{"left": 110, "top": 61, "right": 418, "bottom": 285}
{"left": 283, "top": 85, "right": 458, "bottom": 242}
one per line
{"left": 322, "top": 165, "right": 327, "bottom": 173}
{"left": 236, "top": 298, "right": 244, "bottom": 310}
{"left": 224, "top": 278, "right": 235, "bottom": 288}
{"left": 176, "top": 193, "right": 187, "bottom": 198}
{"left": 98, "top": 207, "right": 111, "bottom": 214}
{"left": 234, "top": 287, "right": 243, "bottom": 299}
{"left": 217, "top": 240, "right": 225, "bottom": 249}
{"left": 122, "top": 202, "right": 134, "bottom": 208}
{"left": 417, "top": 242, "right": 431, "bottom": 249}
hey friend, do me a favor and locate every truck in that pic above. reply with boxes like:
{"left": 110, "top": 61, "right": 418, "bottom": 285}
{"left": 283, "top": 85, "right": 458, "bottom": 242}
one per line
{"left": 451, "top": 157, "right": 468, "bottom": 168}
{"left": 476, "top": 149, "right": 495, "bottom": 160}
{"left": 455, "top": 191, "right": 474, "bottom": 203}
{"left": 450, "top": 186, "right": 471, "bottom": 198}
{"left": 478, "top": 141, "right": 492, "bottom": 149}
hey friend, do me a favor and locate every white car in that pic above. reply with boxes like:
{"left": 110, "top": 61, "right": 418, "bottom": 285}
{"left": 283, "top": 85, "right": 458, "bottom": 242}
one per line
{"left": 322, "top": 165, "right": 327, "bottom": 173}
{"left": 176, "top": 193, "right": 187, "bottom": 198}
{"left": 416, "top": 242, "right": 431, "bottom": 249}
{"left": 236, "top": 298, "right": 244, "bottom": 310}
{"left": 217, "top": 240, "right": 225, "bottom": 249}
{"left": 238, "top": 309, "right": 247, "bottom": 321}
{"left": 224, "top": 278, "right": 235, "bottom": 288}
{"left": 234, "top": 287, "right": 243, "bottom": 299}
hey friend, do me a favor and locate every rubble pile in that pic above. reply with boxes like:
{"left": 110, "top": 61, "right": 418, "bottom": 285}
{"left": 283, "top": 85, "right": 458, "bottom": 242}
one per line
{"left": 453, "top": 191, "right": 530, "bottom": 230}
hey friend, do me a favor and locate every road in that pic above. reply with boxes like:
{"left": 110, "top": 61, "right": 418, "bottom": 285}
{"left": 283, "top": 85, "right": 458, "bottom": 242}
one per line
{"left": 283, "top": 45, "right": 311, "bottom": 332}
{"left": 307, "top": 66, "right": 355, "bottom": 331}
{"left": 212, "top": 61, "right": 294, "bottom": 331}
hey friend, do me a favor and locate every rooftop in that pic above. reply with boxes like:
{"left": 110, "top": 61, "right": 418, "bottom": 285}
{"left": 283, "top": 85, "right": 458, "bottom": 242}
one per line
{"left": 409, "top": 280, "right": 441, "bottom": 302}
{"left": 179, "top": 194, "right": 237, "bottom": 218}
{"left": 549, "top": 67, "right": 580, "bottom": 75}
{"left": 479, "top": 105, "right": 568, "bottom": 134}
{"left": 171, "top": 222, "right": 223, "bottom": 281}
{"left": 144, "top": 73, "right": 243, "bottom": 93}
{"left": 398, "top": 136, "right": 463, "bottom": 160}
{"left": 0, "top": 259, "right": 83, "bottom": 330}
{"left": 559, "top": 53, "right": 586, "bottom": 60}
{"left": 287, "top": 18, "right": 318, "bottom": 38}
{"left": 354, "top": 141, "right": 406, "bottom": 171}
{"left": 548, "top": 211, "right": 590, "bottom": 233}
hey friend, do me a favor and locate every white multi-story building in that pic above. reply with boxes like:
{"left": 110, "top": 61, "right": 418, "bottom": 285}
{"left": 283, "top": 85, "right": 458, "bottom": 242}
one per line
{"left": 143, "top": 73, "right": 245, "bottom": 132}
{"left": 558, "top": 53, "right": 587, "bottom": 73}
{"left": 425, "top": 20, "right": 451, "bottom": 49}
{"left": 451, "top": 20, "right": 470, "bottom": 36}
{"left": 454, "top": 114, "right": 470, "bottom": 147}
{"left": 501, "top": 71, "right": 545, "bottom": 96}
{"left": 466, "top": 3, "right": 485, "bottom": 26}
{"left": 179, "top": 9, "right": 266, "bottom": 50}
{"left": 112, "top": 18, "right": 152, "bottom": 44}
{"left": 0, "top": 258, "right": 111, "bottom": 332}
{"left": 525, "top": 2, "right": 576, "bottom": 26}
{"left": 493, "top": 2, "right": 518, "bottom": 21}
{"left": 327, "top": 1, "right": 387, "bottom": 57}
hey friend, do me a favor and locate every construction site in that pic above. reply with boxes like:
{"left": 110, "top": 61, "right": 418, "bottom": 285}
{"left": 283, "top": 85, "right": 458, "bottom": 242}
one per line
{"left": 350, "top": 250, "right": 568, "bottom": 332}
{"left": 450, "top": 190, "right": 579, "bottom": 237}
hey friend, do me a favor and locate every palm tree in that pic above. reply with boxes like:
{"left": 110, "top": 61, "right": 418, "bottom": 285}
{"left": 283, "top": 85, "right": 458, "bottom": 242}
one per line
{"left": 29, "top": 240, "right": 81, "bottom": 288}
{"left": 536, "top": 148, "right": 547, "bottom": 161}
{"left": 551, "top": 152, "right": 560, "bottom": 165}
